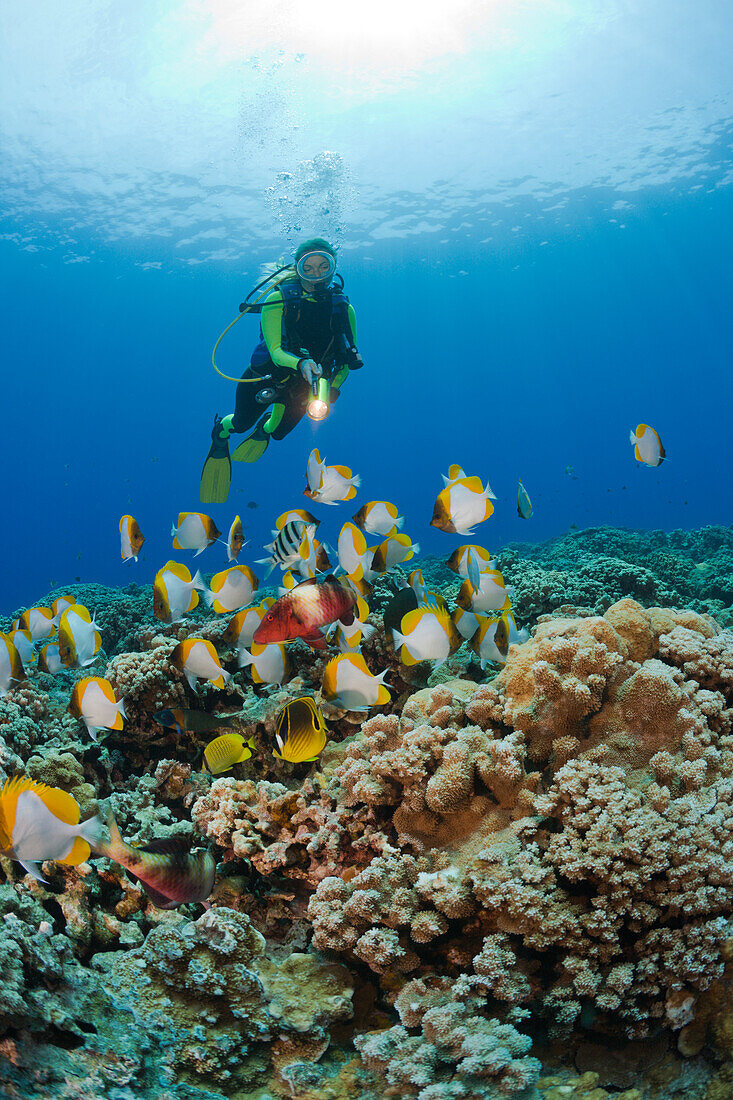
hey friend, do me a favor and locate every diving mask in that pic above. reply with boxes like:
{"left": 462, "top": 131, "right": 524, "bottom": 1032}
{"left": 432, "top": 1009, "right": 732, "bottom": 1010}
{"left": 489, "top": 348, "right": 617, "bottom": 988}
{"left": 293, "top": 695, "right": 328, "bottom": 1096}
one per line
{"left": 295, "top": 251, "right": 336, "bottom": 285}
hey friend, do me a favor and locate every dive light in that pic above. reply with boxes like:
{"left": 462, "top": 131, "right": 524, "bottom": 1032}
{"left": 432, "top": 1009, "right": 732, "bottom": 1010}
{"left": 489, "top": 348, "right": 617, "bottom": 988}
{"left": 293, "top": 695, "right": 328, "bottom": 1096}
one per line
{"left": 306, "top": 376, "right": 330, "bottom": 422}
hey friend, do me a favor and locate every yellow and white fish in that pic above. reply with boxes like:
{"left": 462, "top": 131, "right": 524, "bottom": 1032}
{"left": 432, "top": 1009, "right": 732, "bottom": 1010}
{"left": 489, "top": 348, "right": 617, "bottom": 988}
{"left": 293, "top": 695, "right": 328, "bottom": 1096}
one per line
{"left": 370, "top": 533, "right": 419, "bottom": 574}
{"left": 51, "top": 596, "right": 77, "bottom": 625}
{"left": 471, "top": 611, "right": 528, "bottom": 669}
{"left": 171, "top": 512, "right": 221, "bottom": 556}
{"left": 68, "top": 677, "right": 126, "bottom": 740}
{"left": 274, "top": 509, "right": 319, "bottom": 530}
{"left": 392, "top": 606, "right": 461, "bottom": 667}
{"left": 334, "top": 596, "right": 373, "bottom": 652}
{"left": 294, "top": 531, "right": 332, "bottom": 579}
{"left": 0, "top": 634, "right": 24, "bottom": 696}
{"left": 238, "top": 642, "right": 288, "bottom": 685}
{"left": 630, "top": 423, "right": 665, "bottom": 467}
{"left": 0, "top": 776, "right": 103, "bottom": 882}
{"left": 57, "top": 605, "right": 102, "bottom": 668}
{"left": 304, "top": 448, "right": 361, "bottom": 505}
{"left": 17, "top": 607, "right": 55, "bottom": 642}
{"left": 447, "top": 545, "right": 496, "bottom": 578}
{"left": 457, "top": 567, "right": 511, "bottom": 614}
{"left": 171, "top": 639, "right": 231, "bottom": 692}
{"left": 337, "top": 522, "right": 373, "bottom": 582}
{"left": 205, "top": 565, "right": 258, "bottom": 614}
{"left": 352, "top": 500, "right": 404, "bottom": 537}
{"left": 273, "top": 697, "right": 328, "bottom": 763}
{"left": 452, "top": 606, "right": 479, "bottom": 641}
{"left": 119, "top": 514, "right": 145, "bottom": 562}
{"left": 7, "top": 629, "right": 34, "bottom": 671}
{"left": 431, "top": 465, "right": 496, "bottom": 535}
{"left": 321, "top": 653, "right": 391, "bottom": 711}
{"left": 153, "top": 562, "right": 207, "bottom": 624}
{"left": 226, "top": 516, "right": 245, "bottom": 562}
{"left": 204, "top": 733, "right": 255, "bottom": 774}
{"left": 38, "top": 643, "right": 64, "bottom": 675}
{"left": 223, "top": 599, "right": 275, "bottom": 651}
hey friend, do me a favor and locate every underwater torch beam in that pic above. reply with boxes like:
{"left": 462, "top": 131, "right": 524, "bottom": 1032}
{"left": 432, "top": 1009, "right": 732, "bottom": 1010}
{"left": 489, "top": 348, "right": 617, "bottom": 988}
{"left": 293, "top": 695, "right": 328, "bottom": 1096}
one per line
{"left": 306, "top": 376, "right": 331, "bottom": 422}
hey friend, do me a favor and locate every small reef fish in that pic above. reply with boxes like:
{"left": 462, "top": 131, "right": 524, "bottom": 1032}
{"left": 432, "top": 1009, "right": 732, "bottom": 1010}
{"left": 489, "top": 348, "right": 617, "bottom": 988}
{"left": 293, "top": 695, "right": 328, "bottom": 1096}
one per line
{"left": 304, "top": 448, "right": 361, "bottom": 505}
{"left": 258, "top": 519, "right": 315, "bottom": 577}
{"left": 153, "top": 708, "right": 237, "bottom": 735}
{"left": 457, "top": 568, "right": 512, "bottom": 614}
{"left": 0, "top": 776, "right": 103, "bottom": 881}
{"left": 278, "top": 570, "right": 299, "bottom": 595}
{"left": 205, "top": 565, "right": 258, "bottom": 614}
{"left": 93, "top": 816, "right": 215, "bottom": 909}
{"left": 38, "top": 643, "right": 64, "bottom": 675}
{"left": 370, "top": 533, "right": 419, "bottom": 574}
{"left": 171, "top": 512, "right": 221, "bottom": 556}
{"left": 253, "top": 576, "right": 356, "bottom": 649}
{"left": 452, "top": 606, "right": 479, "bottom": 640}
{"left": 321, "top": 653, "right": 391, "bottom": 711}
{"left": 0, "top": 635, "right": 24, "bottom": 696}
{"left": 630, "top": 423, "right": 665, "bottom": 467}
{"left": 431, "top": 465, "right": 496, "bottom": 535}
{"left": 153, "top": 561, "right": 207, "bottom": 624}
{"left": 224, "top": 599, "right": 275, "bottom": 651}
{"left": 68, "top": 677, "right": 126, "bottom": 740}
{"left": 17, "top": 607, "right": 55, "bottom": 641}
{"left": 295, "top": 531, "right": 332, "bottom": 579}
{"left": 274, "top": 697, "right": 328, "bottom": 763}
{"left": 383, "top": 587, "right": 419, "bottom": 635}
{"left": 226, "top": 516, "right": 244, "bottom": 562}
{"left": 337, "top": 522, "right": 372, "bottom": 582}
{"left": 238, "top": 642, "right": 289, "bottom": 685}
{"left": 57, "top": 605, "right": 102, "bottom": 668}
{"left": 7, "top": 629, "right": 34, "bottom": 671}
{"left": 471, "top": 611, "right": 527, "bottom": 669}
{"left": 446, "top": 545, "right": 496, "bottom": 577}
{"left": 204, "top": 732, "right": 255, "bottom": 774}
{"left": 352, "top": 500, "right": 404, "bottom": 537}
{"left": 392, "top": 606, "right": 461, "bottom": 667}
{"left": 51, "top": 596, "right": 77, "bottom": 624}
{"left": 119, "top": 515, "right": 145, "bottom": 562}
{"left": 334, "top": 596, "right": 374, "bottom": 652}
{"left": 517, "top": 480, "right": 533, "bottom": 519}
{"left": 171, "top": 639, "right": 231, "bottom": 692}
{"left": 275, "top": 509, "right": 319, "bottom": 530}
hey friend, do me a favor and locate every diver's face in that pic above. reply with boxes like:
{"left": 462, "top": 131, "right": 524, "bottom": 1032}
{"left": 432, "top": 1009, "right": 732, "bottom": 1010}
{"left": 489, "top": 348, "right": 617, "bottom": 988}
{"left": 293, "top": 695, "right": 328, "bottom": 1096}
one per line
{"left": 300, "top": 256, "right": 332, "bottom": 284}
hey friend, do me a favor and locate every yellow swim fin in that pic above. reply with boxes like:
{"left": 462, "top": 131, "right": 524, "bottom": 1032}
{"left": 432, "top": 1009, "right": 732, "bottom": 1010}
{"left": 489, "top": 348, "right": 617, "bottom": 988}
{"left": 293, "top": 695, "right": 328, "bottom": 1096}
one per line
{"left": 232, "top": 418, "right": 271, "bottom": 463}
{"left": 200, "top": 418, "right": 232, "bottom": 503}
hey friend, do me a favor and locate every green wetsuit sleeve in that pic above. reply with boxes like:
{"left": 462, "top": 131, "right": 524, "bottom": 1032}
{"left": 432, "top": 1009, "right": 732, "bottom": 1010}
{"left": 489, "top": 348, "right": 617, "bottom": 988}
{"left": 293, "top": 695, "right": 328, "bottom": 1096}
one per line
{"left": 332, "top": 304, "right": 359, "bottom": 390}
{"left": 260, "top": 288, "right": 301, "bottom": 371}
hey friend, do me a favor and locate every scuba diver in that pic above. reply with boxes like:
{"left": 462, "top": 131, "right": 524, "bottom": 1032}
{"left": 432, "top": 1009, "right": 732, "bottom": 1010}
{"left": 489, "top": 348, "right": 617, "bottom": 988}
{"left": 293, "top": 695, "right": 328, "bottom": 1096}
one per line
{"left": 200, "top": 238, "right": 362, "bottom": 503}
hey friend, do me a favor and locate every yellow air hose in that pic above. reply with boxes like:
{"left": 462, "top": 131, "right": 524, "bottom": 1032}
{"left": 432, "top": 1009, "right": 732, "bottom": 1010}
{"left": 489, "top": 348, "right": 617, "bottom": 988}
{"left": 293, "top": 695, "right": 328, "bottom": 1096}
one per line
{"left": 211, "top": 282, "right": 282, "bottom": 384}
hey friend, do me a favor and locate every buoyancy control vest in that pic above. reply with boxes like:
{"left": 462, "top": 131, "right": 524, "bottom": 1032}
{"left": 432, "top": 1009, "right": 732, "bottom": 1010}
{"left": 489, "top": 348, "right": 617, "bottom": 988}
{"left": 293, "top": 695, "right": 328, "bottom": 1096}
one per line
{"left": 250, "top": 280, "right": 354, "bottom": 372}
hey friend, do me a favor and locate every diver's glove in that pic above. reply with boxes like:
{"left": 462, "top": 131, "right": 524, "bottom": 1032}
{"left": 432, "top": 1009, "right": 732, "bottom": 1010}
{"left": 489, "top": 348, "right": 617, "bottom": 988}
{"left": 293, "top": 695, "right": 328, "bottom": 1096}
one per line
{"left": 298, "top": 358, "right": 322, "bottom": 385}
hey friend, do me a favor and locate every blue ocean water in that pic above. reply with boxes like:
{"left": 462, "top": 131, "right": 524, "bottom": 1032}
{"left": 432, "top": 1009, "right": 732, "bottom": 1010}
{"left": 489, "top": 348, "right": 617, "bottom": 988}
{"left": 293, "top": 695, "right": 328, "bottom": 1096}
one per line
{"left": 1, "top": 0, "right": 731, "bottom": 614}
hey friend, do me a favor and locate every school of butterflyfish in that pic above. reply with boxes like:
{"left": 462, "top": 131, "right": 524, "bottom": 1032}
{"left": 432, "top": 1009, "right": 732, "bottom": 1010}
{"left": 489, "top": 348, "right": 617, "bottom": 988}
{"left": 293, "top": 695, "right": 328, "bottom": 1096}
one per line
{"left": 2, "top": 428, "right": 665, "bottom": 906}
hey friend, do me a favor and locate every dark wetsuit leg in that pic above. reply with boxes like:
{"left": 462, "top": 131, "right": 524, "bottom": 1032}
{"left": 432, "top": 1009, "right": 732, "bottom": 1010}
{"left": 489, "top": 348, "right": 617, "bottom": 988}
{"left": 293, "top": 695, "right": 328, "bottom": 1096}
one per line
{"left": 232, "top": 368, "right": 310, "bottom": 439}
{"left": 231, "top": 369, "right": 270, "bottom": 433}
{"left": 270, "top": 376, "right": 310, "bottom": 440}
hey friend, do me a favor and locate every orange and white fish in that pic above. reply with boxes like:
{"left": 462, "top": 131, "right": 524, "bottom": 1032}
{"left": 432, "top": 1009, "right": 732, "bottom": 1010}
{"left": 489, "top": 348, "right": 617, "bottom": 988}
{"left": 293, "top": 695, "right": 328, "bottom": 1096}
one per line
{"left": 171, "top": 639, "right": 231, "bottom": 692}
{"left": 630, "top": 424, "right": 665, "bottom": 467}
{"left": 57, "top": 605, "right": 102, "bottom": 668}
{"left": 304, "top": 448, "right": 361, "bottom": 505}
{"left": 321, "top": 653, "right": 390, "bottom": 711}
{"left": 93, "top": 815, "right": 215, "bottom": 909}
{"left": 17, "top": 607, "right": 55, "bottom": 642}
{"left": 238, "top": 642, "right": 289, "bottom": 685}
{"left": 119, "top": 515, "right": 145, "bottom": 562}
{"left": 51, "top": 596, "right": 76, "bottom": 624}
{"left": 0, "top": 776, "right": 103, "bottom": 881}
{"left": 334, "top": 596, "right": 374, "bottom": 652}
{"left": 457, "top": 566, "right": 511, "bottom": 614}
{"left": 352, "top": 500, "right": 404, "bottom": 538}
{"left": 370, "top": 533, "right": 419, "bottom": 574}
{"left": 336, "top": 522, "right": 373, "bottom": 582}
{"left": 171, "top": 512, "right": 221, "bottom": 556}
{"left": 452, "top": 606, "right": 479, "bottom": 641}
{"left": 7, "top": 629, "right": 34, "bottom": 671}
{"left": 0, "top": 634, "right": 24, "bottom": 696}
{"left": 226, "top": 516, "right": 245, "bottom": 562}
{"left": 447, "top": 545, "right": 496, "bottom": 578}
{"left": 274, "top": 509, "right": 319, "bottom": 530}
{"left": 223, "top": 599, "right": 275, "bottom": 651}
{"left": 38, "top": 643, "right": 64, "bottom": 675}
{"left": 431, "top": 465, "right": 496, "bottom": 535}
{"left": 205, "top": 565, "right": 258, "bottom": 614}
{"left": 69, "top": 677, "right": 126, "bottom": 740}
{"left": 294, "top": 531, "right": 332, "bottom": 579}
{"left": 392, "top": 606, "right": 461, "bottom": 667}
{"left": 153, "top": 562, "right": 207, "bottom": 624}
